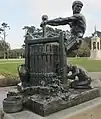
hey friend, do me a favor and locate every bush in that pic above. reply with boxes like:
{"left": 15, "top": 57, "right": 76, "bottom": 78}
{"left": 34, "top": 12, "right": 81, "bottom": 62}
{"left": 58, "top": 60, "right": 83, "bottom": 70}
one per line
{"left": 0, "top": 73, "right": 20, "bottom": 87}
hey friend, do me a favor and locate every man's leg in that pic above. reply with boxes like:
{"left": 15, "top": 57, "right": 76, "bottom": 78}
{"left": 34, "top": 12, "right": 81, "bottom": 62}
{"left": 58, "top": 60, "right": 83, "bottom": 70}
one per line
{"left": 64, "top": 36, "right": 82, "bottom": 54}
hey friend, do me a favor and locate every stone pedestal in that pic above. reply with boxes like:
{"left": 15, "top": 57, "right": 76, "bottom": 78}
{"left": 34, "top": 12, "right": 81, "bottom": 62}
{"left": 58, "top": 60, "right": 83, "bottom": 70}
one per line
{"left": 1, "top": 91, "right": 101, "bottom": 119}
{"left": 24, "top": 88, "right": 100, "bottom": 116}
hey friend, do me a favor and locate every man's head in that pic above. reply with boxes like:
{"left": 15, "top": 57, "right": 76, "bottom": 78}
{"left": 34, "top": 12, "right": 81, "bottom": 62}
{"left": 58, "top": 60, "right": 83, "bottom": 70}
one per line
{"left": 72, "top": 1, "right": 83, "bottom": 14}
{"left": 67, "top": 64, "right": 74, "bottom": 71}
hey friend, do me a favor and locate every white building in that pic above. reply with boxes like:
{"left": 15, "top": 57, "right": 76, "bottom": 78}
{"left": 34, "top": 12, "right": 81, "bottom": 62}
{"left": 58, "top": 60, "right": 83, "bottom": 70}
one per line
{"left": 90, "top": 28, "right": 101, "bottom": 60}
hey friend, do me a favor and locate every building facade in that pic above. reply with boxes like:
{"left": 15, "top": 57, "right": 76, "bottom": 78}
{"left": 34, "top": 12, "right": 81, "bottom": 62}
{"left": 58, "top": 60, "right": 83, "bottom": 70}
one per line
{"left": 90, "top": 29, "right": 101, "bottom": 60}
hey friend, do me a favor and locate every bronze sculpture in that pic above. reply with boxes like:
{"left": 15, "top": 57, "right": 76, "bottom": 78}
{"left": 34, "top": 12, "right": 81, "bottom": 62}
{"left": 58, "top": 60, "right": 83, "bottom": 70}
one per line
{"left": 40, "top": 0, "right": 90, "bottom": 88}
{"left": 3, "top": 1, "right": 100, "bottom": 117}
{"left": 67, "top": 64, "right": 92, "bottom": 89}
{"left": 40, "top": 0, "right": 86, "bottom": 53}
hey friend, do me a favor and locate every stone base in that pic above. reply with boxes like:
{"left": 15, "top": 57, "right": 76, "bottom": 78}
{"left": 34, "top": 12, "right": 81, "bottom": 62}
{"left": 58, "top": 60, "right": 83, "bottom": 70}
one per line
{"left": 24, "top": 88, "right": 100, "bottom": 117}
{"left": 2, "top": 97, "right": 101, "bottom": 119}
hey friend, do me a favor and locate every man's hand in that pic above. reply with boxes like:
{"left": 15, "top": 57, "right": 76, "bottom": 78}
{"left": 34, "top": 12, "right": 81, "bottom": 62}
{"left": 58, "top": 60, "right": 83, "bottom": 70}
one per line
{"left": 40, "top": 15, "right": 48, "bottom": 27}
{"left": 67, "top": 75, "right": 75, "bottom": 79}
{"left": 40, "top": 20, "right": 48, "bottom": 27}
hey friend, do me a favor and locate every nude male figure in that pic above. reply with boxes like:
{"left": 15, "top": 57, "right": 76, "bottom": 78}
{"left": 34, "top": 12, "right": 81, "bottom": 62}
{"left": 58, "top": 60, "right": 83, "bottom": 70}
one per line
{"left": 40, "top": 1, "right": 86, "bottom": 53}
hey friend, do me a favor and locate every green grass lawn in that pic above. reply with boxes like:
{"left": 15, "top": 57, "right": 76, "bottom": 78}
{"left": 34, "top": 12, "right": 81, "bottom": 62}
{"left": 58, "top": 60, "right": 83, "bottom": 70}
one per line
{"left": 0, "top": 59, "right": 24, "bottom": 76}
{"left": 0, "top": 58, "right": 101, "bottom": 76}
{"left": 68, "top": 57, "right": 101, "bottom": 72}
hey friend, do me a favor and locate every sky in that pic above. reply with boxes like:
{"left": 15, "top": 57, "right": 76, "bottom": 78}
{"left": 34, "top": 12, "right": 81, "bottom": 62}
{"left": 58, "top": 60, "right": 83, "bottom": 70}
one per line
{"left": 0, "top": 0, "right": 101, "bottom": 49}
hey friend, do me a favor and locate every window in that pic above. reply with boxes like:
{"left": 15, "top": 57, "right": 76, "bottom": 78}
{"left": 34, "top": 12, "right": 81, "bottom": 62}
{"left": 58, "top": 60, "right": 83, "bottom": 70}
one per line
{"left": 97, "top": 42, "right": 99, "bottom": 50}
{"left": 93, "top": 42, "right": 96, "bottom": 50}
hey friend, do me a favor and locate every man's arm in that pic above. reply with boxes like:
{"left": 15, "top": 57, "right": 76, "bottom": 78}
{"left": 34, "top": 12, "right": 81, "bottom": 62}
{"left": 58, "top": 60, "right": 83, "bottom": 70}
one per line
{"left": 40, "top": 16, "right": 76, "bottom": 27}
{"left": 67, "top": 67, "right": 79, "bottom": 79}
{"left": 67, "top": 72, "right": 77, "bottom": 79}
{"left": 47, "top": 16, "right": 76, "bottom": 26}
{"left": 47, "top": 17, "right": 68, "bottom": 26}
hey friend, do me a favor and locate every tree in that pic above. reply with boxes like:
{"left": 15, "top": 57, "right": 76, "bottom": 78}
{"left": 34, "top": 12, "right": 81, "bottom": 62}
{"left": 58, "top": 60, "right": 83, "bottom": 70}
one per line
{"left": 76, "top": 40, "right": 90, "bottom": 57}
{"left": 0, "top": 40, "right": 10, "bottom": 50}
{"left": 0, "top": 22, "right": 10, "bottom": 59}
{"left": 83, "top": 36, "right": 92, "bottom": 49}
{"left": 9, "top": 48, "right": 24, "bottom": 58}
{"left": 0, "top": 40, "right": 10, "bottom": 58}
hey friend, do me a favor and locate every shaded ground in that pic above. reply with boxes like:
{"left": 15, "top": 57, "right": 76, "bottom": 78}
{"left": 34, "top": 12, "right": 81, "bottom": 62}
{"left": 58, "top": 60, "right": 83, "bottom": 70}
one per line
{"left": 88, "top": 72, "right": 101, "bottom": 80}
{"left": 0, "top": 86, "right": 16, "bottom": 108}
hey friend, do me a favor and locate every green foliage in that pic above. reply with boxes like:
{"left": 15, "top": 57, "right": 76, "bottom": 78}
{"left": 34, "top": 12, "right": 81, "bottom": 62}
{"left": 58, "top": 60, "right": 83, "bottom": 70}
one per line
{"left": 68, "top": 40, "right": 91, "bottom": 57}
{"left": 0, "top": 40, "right": 11, "bottom": 58}
{"left": 9, "top": 48, "right": 25, "bottom": 58}
{"left": 77, "top": 41, "right": 90, "bottom": 57}
{"left": 83, "top": 36, "right": 91, "bottom": 49}
{"left": 0, "top": 77, "right": 20, "bottom": 87}
{"left": 0, "top": 72, "right": 20, "bottom": 87}
{"left": 0, "top": 40, "right": 10, "bottom": 51}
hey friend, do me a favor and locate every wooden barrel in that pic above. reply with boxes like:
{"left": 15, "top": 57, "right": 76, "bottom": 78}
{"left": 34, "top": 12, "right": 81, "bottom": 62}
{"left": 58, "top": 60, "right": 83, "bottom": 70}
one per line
{"left": 3, "top": 96, "right": 23, "bottom": 113}
{"left": 29, "top": 44, "right": 59, "bottom": 85}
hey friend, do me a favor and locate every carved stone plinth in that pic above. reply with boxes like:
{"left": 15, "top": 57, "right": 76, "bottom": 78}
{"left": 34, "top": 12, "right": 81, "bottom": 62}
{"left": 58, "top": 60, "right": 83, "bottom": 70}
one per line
{"left": 24, "top": 88, "right": 100, "bottom": 116}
